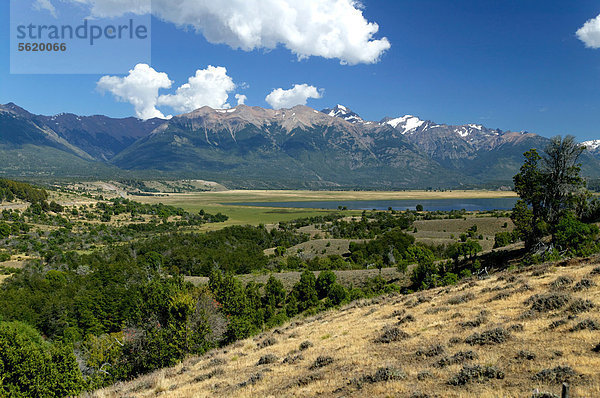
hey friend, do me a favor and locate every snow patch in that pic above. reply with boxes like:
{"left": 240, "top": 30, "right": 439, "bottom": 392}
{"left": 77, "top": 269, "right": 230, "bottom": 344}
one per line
{"left": 583, "top": 140, "right": 600, "bottom": 150}
{"left": 386, "top": 115, "right": 424, "bottom": 132}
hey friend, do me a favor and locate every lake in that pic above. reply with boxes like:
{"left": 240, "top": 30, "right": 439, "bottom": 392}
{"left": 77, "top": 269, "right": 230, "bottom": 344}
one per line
{"left": 228, "top": 197, "right": 519, "bottom": 212}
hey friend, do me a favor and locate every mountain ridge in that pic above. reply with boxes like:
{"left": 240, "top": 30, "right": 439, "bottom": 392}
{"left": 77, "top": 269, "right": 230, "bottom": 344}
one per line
{"left": 1, "top": 102, "right": 599, "bottom": 188}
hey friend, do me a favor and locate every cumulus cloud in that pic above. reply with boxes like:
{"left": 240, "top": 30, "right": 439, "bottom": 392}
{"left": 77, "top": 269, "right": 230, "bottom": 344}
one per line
{"left": 97, "top": 63, "right": 172, "bottom": 120}
{"left": 577, "top": 14, "right": 600, "bottom": 49}
{"left": 98, "top": 64, "right": 240, "bottom": 118}
{"left": 62, "top": 0, "right": 390, "bottom": 64}
{"left": 33, "top": 0, "right": 57, "bottom": 17}
{"left": 265, "top": 84, "right": 323, "bottom": 109}
{"left": 235, "top": 94, "right": 247, "bottom": 105}
{"left": 158, "top": 66, "right": 236, "bottom": 112}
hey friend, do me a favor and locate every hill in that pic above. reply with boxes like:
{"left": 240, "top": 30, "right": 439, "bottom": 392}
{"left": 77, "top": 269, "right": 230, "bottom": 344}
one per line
{"left": 91, "top": 257, "right": 600, "bottom": 397}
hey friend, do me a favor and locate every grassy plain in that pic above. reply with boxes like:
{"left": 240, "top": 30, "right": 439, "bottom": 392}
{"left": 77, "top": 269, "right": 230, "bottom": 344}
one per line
{"left": 131, "top": 189, "right": 516, "bottom": 228}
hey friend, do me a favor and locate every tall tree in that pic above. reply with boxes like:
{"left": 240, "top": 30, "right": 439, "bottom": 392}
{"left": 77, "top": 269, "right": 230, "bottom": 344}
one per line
{"left": 512, "top": 135, "right": 587, "bottom": 251}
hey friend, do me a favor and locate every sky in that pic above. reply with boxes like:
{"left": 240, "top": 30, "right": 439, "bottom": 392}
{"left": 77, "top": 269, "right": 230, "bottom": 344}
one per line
{"left": 1, "top": 1, "right": 600, "bottom": 141}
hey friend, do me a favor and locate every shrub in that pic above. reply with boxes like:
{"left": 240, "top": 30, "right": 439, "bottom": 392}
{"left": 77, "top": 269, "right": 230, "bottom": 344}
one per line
{"left": 570, "top": 319, "right": 600, "bottom": 332}
{"left": 374, "top": 327, "right": 410, "bottom": 344}
{"left": 532, "top": 366, "right": 577, "bottom": 384}
{"left": 316, "top": 270, "right": 336, "bottom": 299}
{"left": 573, "top": 278, "right": 595, "bottom": 291}
{"left": 416, "top": 344, "right": 445, "bottom": 358}
{"left": 515, "top": 350, "right": 536, "bottom": 361}
{"left": 258, "top": 337, "right": 277, "bottom": 348}
{"left": 257, "top": 354, "right": 278, "bottom": 365}
{"left": 0, "top": 321, "right": 84, "bottom": 397}
{"left": 436, "top": 350, "right": 478, "bottom": 368}
{"left": 494, "top": 231, "right": 516, "bottom": 248}
{"left": 309, "top": 355, "right": 334, "bottom": 370}
{"left": 465, "top": 327, "right": 510, "bottom": 346}
{"left": 363, "top": 366, "right": 406, "bottom": 383}
{"left": 551, "top": 276, "right": 573, "bottom": 290}
{"left": 566, "top": 299, "right": 595, "bottom": 314}
{"left": 448, "top": 365, "right": 504, "bottom": 385}
{"left": 299, "top": 340, "right": 313, "bottom": 351}
{"left": 526, "top": 293, "right": 570, "bottom": 313}
{"left": 327, "top": 283, "right": 347, "bottom": 306}
{"left": 555, "top": 213, "right": 600, "bottom": 257}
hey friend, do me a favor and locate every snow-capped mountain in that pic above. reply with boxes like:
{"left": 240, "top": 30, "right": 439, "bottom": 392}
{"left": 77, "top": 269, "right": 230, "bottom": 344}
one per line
{"left": 2, "top": 102, "right": 600, "bottom": 188}
{"left": 583, "top": 140, "right": 600, "bottom": 157}
{"left": 583, "top": 140, "right": 600, "bottom": 150}
{"left": 383, "top": 115, "right": 424, "bottom": 132}
{"left": 321, "top": 105, "right": 365, "bottom": 124}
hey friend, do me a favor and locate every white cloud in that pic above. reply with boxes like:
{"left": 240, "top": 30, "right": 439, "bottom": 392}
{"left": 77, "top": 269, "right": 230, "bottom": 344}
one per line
{"left": 62, "top": 0, "right": 390, "bottom": 64}
{"left": 33, "top": 0, "right": 57, "bottom": 17}
{"left": 157, "top": 66, "right": 236, "bottom": 112}
{"left": 97, "top": 63, "right": 172, "bottom": 120}
{"left": 235, "top": 94, "right": 247, "bottom": 105}
{"left": 265, "top": 84, "right": 323, "bottom": 109}
{"left": 577, "top": 14, "right": 600, "bottom": 49}
{"left": 98, "top": 64, "right": 239, "bottom": 118}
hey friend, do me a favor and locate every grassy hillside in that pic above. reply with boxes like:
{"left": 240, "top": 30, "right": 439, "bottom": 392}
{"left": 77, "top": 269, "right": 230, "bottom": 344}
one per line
{"left": 90, "top": 257, "right": 600, "bottom": 398}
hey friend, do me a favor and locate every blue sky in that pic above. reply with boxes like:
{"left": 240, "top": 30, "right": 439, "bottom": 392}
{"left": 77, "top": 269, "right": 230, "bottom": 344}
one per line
{"left": 1, "top": 1, "right": 600, "bottom": 141}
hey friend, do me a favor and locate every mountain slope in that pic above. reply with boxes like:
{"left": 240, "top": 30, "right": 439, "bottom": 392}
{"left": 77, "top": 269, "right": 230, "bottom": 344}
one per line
{"left": 1, "top": 102, "right": 599, "bottom": 187}
{"left": 92, "top": 257, "right": 600, "bottom": 397}
{"left": 112, "top": 105, "right": 461, "bottom": 189}
{"left": 36, "top": 113, "right": 164, "bottom": 160}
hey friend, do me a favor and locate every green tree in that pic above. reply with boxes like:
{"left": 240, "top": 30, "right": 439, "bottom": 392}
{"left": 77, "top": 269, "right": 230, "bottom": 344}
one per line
{"left": 512, "top": 136, "right": 587, "bottom": 250}
{"left": 293, "top": 270, "right": 318, "bottom": 313}
{"left": 0, "top": 321, "right": 84, "bottom": 397}
{"left": 554, "top": 212, "right": 599, "bottom": 257}
{"left": 316, "top": 270, "right": 336, "bottom": 299}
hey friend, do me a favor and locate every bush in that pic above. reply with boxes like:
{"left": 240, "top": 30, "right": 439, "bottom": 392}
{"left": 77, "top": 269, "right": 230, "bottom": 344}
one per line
{"left": 316, "top": 270, "right": 336, "bottom": 299}
{"left": 532, "top": 366, "right": 577, "bottom": 384}
{"left": 0, "top": 321, "right": 84, "bottom": 397}
{"left": 448, "top": 364, "right": 504, "bottom": 385}
{"left": 570, "top": 319, "right": 600, "bottom": 332}
{"left": 526, "top": 293, "right": 571, "bottom": 313}
{"left": 554, "top": 213, "right": 600, "bottom": 257}
{"left": 465, "top": 327, "right": 510, "bottom": 346}
{"left": 327, "top": 284, "right": 347, "bottom": 306}
{"left": 257, "top": 354, "right": 278, "bottom": 365}
{"left": 293, "top": 270, "right": 319, "bottom": 313}
{"left": 309, "top": 356, "right": 334, "bottom": 370}
{"left": 374, "top": 327, "right": 410, "bottom": 344}
{"left": 436, "top": 350, "right": 478, "bottom": 368}
{"left": 493, "top": 231, "right": 516, "bottom": 248}
{"left": 299, "top": 340, "right": 313, "bottom": 351}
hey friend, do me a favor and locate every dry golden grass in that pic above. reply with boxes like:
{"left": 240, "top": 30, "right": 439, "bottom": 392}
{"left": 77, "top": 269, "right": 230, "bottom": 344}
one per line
{"left": 92, "top": 256, "right": 600, "bottom": 398}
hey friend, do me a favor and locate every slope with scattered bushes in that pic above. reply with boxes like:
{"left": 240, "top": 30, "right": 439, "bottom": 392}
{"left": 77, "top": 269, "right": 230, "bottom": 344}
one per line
{"left": 91, "top": 256, "right": 600, "bottom": 398}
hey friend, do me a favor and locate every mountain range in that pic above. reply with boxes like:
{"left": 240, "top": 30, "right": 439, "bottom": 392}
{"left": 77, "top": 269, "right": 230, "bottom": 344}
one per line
{"left": 1, "top": 102, "right": 599, "bottom": 189}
